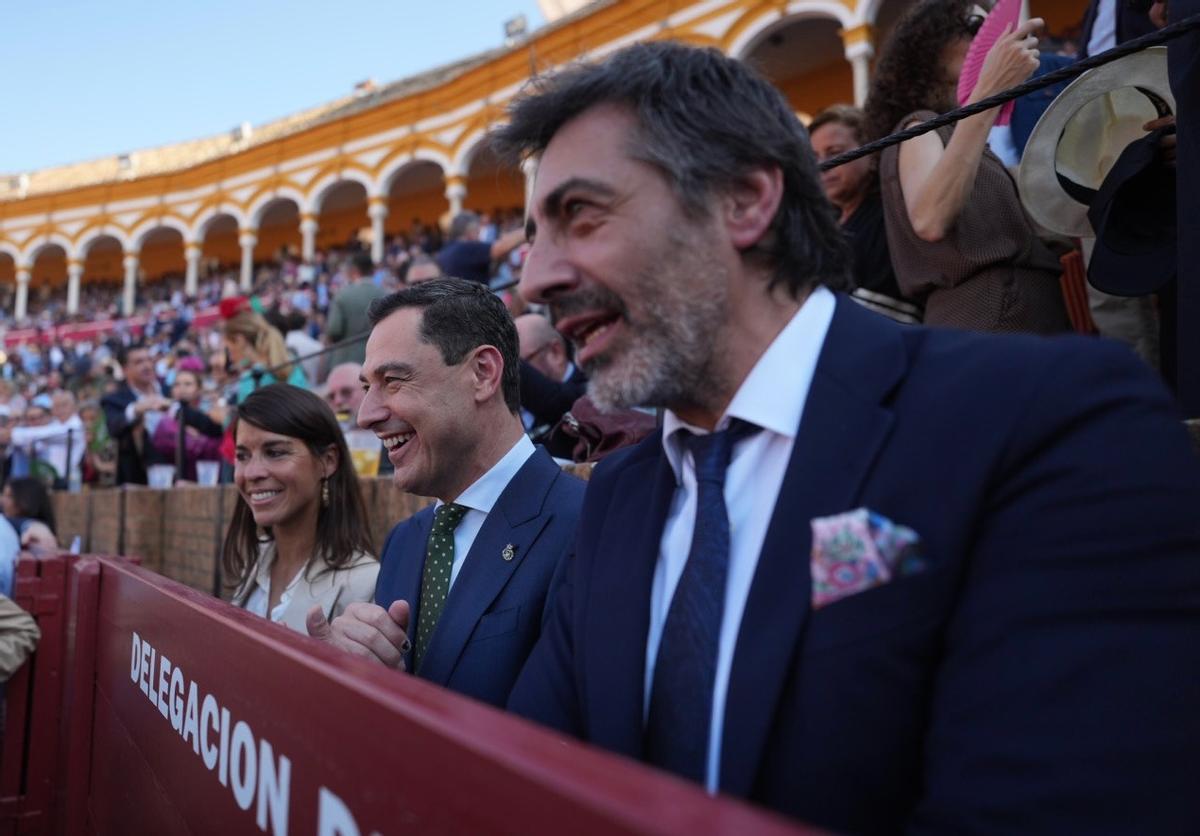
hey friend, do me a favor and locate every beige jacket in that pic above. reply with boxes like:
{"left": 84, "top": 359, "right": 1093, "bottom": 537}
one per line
{"left": 0, "top": 594, "right": 40, "bottom": 681}
{"left": 235, "top": 545, "right": 379, "bottom": 634}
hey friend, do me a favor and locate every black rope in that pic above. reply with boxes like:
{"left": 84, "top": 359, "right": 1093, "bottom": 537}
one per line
{"left": 820, "top": 13, "right": 1200, "bottom": 171}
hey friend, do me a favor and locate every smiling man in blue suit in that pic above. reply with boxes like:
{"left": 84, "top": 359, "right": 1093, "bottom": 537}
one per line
{"left": 307, "top": 278, "right": 585, "bottom": 708}
{"left": 497, "top": 42, "right": 1200, "bottom": 834}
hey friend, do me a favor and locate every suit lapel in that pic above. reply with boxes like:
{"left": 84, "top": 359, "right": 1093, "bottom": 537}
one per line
{"left": 720, "top": 298, "right": 907, "bottom": 796}
{"left": 584, "top": 442, "right": 675, "bottom": 759}
{"left": 416, "top": 449, "right": 558, "bottom": 685}
{"left": 395, "top": 509, "right": 433, "bottom": 672}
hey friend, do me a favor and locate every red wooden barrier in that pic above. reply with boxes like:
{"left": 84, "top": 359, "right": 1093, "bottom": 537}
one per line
{"left": 68, "top": 556, "right": 820, "bottom": 835}
{"left": 0, "top": 555, "right": 70, "bottom": 836}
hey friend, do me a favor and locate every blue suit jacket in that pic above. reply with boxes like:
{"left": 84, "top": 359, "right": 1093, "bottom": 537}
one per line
{"left": 509, "top": 296, "right": 1200, "bottom": 834}
{"left": 375, "top": 445, "right": 585, "bottom": 708}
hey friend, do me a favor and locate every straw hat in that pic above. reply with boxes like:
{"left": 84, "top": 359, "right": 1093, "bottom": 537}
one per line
{"left": 1017, "top": 46, "right": 1173, "bottom": 237}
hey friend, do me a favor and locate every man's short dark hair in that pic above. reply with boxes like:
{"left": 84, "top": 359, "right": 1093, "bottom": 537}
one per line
{"left": 352, "top": 252, "right": 375, "bottom": 277}
{"left": 367, "top": 278, "right": 520, "bottom": 413}
{"left": 808, "top": 104, "right": 868, "bottom": 145}
{"left": 115, "top": 340, "right": 148, "bottom": 368}
{"left": 493, "top": 41, "right": 851, "bottom": 296}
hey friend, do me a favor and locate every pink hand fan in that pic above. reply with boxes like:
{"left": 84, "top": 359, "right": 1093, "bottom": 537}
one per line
{"left": 956, "top": 0, "right": 1026, "bottom": 125}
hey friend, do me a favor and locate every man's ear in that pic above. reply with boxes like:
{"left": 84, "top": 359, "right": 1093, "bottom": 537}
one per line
{"left": 469, "top": 345, "right": 505, "bottom": 404}
{"left": 724, "top": 166, "right": 784, "bottom": 251}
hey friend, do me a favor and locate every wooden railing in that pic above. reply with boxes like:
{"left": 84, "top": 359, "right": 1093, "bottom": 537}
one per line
{"left": 51, "top": 465, "right": 592, "bottom": 598}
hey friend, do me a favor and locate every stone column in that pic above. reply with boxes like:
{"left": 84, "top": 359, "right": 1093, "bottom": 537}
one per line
{"left": 239, "top": 228, "right": 258, "bottom": 292}
{"left": 66, "top": 259, "right": 84, "bottom": 316}
{"left": 184, "top": 242, "right": 202, "bottom": 298}
{"left": 841, "top": 25, "right": 875, "bottom": 108}
{"left": 300, "top": 213, "right": 319, "bottom": 263}
{"left": 368, "top": 198, "right": 389, "bottom": 265}
{"left": 444, "top": 175, "right": 468, "bottom": 218}
{"left": 122, "top": 252, "right": 139, "bottom": 317}
{"left": 14, "top": 267, "right": 31, "bottom": 322}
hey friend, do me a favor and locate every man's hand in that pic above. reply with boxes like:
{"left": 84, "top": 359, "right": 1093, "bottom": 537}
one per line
{"left": 306, "top": 600, "right": 412, "bottom": 670}
{"left": 135, "top": 396, "right": 171, "bottom": 416}
{"left": 1144, "top": 115, "right": 1177, "bottom": 167}
{"left": 1150, "top": 0, "right": 1169, "bottom": 29}
{"left": 20, "top": 522, "right": 59, "bottom": 555}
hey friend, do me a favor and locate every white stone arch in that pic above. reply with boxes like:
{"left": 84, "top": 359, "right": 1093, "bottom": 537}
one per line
{"left": 195, "top": 206, "right": 248, "bottom": 239}
{"left": 451, "top": 128, "right": 497, "bottom": 178}
{"left": 729, "top": 1, "right": 859, "bottom": 60}
{"left": 0, "top": 241, "right": 21, "bottom": 263}
{"left": 854, "top": 0, "right": 887, "bottom": 28}
{"left": 77, "top": 228, "right": 132, "bottom": 257}
{"left": 247, "top": 187, "right": 308, "bottom": 228}
{"left": 378, "top": 149, "right": 451, "bottom": 195}
{"left": 308, "top": 169, "right": 376, "bottom": 214}
{"left": 130, "top": 215, "right": 191, "bottom": 251}
{"left": 22, "top": 232, "right": 76, "bottom": 264}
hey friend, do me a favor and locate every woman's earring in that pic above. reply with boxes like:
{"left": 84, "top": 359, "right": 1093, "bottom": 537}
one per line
{"left": 321, "top": 478, "right": 330, "bottom": 506}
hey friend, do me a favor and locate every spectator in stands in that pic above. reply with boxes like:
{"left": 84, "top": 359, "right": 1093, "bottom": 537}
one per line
{"left": 435, "top": 212, "right": 526, "bottom": 286}
{"left": 0, "top": 594, "right": 39, "bottom": 683}
{"left": 306, "top": 279, "right": 585, "bottom": 709}
{"left": 809, "top": 105, "right": 922, "bottom": 325}
{"left": 225, "top": 384, "right": 377, "bottom": 634}
{"left": 101, "top": 342, "right": 171, "bottom": 485}
{"left": 499, "top": 40, "right": 1200, "bottom": 832}
{"left": 0, "top": 382, "right": 24, "bottom": 420}
{"left": 864, "top": 0, "right": 1070, "bottom": 333}
{"left": 281, "top": 311, "right": 323, "bottom": 385}
{"left": 515, "top": 312, "right": 588, "bottom": 436}
{"left": 78, "top": 399, "right": 116, "bottom": 487}
{"left": 0, "top": 392, "right": 86, "bottom": 488}
{"left": 150, "top": 367, "right": 224, "bottom": 481}
{"left": 325, "top": 253, "right": 385, "bottom": 369}
{"left": 222, "top": 305, "right": 308, "bottom": 403}
{"left": 1, "top": 478, "right": 58, "bottom": 556}
{"left": 323, "top": 363, "right": 365, "bottom": 421}
{"left": 403, "top": 254, "right": 441, "bottom": 285}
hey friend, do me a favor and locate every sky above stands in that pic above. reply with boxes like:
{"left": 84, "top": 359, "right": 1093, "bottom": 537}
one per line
{"left": 3, "top": 0, "right": 545, "bottom": 174}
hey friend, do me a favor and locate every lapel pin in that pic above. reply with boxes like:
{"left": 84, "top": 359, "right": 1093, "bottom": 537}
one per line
{"left": 502, "top": 543, "right": 516, "bottom": 562}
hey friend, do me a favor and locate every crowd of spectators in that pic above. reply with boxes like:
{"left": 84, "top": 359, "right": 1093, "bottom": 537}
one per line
{"left": 0, "top": 208, "right": 529, "bottom": 494}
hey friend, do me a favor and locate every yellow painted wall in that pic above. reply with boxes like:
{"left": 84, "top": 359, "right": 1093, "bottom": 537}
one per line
{"left": 775, "top": 61, "right": 856, "bottom": 118}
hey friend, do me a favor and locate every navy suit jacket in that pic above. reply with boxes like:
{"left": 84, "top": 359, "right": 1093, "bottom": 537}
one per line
{"left": 101, "top": 381, "right": 169, "bottom": 486}
{"left": 509, "top": 296, "right": 1200, "bottom": 834}
{"left": 374, "top": 445, "right": 585, "bottom": 708}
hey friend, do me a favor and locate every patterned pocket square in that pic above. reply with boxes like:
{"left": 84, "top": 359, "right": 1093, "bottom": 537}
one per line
{"left": 810, "top": 508, "right": 926, "bottom": 609}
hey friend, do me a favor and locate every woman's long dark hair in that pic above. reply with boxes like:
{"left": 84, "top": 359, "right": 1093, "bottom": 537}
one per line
{"left": 863, "top": 0, "right": 976, "bottom": 142}
{"left": 5, "top": 477, "right": 56, "bottom": 533}
{"left": 222, "top": 384, "right": 376, "bottom": 597}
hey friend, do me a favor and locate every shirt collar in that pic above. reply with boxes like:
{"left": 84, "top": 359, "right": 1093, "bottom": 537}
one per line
{"left": 441, "top": 434, "right": 536, "bottom": 514}
{"left": 661, "top": 286, "right": 837, "bottom": 484}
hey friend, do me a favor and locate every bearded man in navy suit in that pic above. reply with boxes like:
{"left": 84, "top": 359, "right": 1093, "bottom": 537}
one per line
{"left": 308, "top": 278, "right": 585, "bottom": 708}
{"left": 498, "top": 42, "right": 1200, "bottom": 834}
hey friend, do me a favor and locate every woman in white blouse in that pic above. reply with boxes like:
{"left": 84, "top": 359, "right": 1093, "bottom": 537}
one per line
{"left": 224, "top": 384, "right": 378, "bottom": 632}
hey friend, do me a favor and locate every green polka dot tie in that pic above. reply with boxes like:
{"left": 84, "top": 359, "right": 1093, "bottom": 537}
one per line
{"left": 414, "top": 503, "right": 469, "bottom": 671}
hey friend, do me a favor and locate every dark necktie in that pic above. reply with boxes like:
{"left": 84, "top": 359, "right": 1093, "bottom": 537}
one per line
{"left": 414, "top": 502, "right": 469, "bottom": 671}
{"left": 644, "top": 418, "right": 759, "bottom": 785}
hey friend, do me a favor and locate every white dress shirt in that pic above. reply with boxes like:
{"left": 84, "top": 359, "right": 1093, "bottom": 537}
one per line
{"left": 437, "top": 435, "right": 536, "bottom": 589}
{"left": 1087, "top": 0, "right": 1117, "bottom": 56}
{"left": 645, "top": 286, "right": 836, "bottom": 792}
